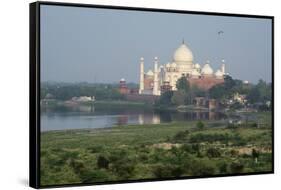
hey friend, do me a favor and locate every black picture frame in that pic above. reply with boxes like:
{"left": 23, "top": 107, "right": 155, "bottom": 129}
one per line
{"left": 29, "top": 1, "right": 274, "bottom": 189}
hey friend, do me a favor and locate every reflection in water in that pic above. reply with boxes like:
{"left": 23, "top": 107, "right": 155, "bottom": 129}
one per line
{"left": 41, "top": 105, "right": 227, "bottom": 131}
{"left": 117, "top": 115, "right": 128, "bottom": 125}
{"left": 138, "top": 114, "right": 144, "bottom": 125}
{"left": 152, "top": 114, "right": 161, "bottom": 124}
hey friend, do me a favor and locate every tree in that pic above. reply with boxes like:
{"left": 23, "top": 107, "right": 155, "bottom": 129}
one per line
{"left": 157, "top": 91, "right": 174, "bottom": 105}
{"left": 176, "top": 76, "right": 190, "bottom": 93}
{"left": 230, "top": 102, "right": 244, "bottom": 109}
{"left": 224, "top": 75, "right": 236, "bottom": 91}
{"left": 171, "top": 90, "right": 186, "bottom": 105}
{"left": 191, "top": 85, "right": 206, "bottom": 97}
{"left": 209, "top": 84, "right": 225, "bottom": 99}
{"left": 196, "top": 121, "right": 205, "bottom": 130}
{"left": 252, "top": 149, "right": 260, "bottom": 163}
{"left": 247, "top": 79, "right": 272, "bottom": 104}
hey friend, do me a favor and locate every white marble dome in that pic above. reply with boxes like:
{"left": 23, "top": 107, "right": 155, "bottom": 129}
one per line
{"left": 146, "top": 70, "right": 154, "bottom": 76}
{"left": 215, "top": 69, "right": 224, "bottom": 78}
{"left": 201, "top": 63, "right": 214, "bottom": 75}
{"left": 173, "top": 43, "right": 193, "bottom": 62}
{"left": 191, "top": 69, "right": 201, "bottom": 76}
{"left": 171, "top": 62, "right": 177, "bottom": 68}
{"left": 194, "top": 63, "right": 201, "bottom": 69}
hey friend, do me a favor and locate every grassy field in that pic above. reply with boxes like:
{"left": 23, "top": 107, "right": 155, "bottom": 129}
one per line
{"left": 40, "top": 112, "right": 272, "bottom": 186}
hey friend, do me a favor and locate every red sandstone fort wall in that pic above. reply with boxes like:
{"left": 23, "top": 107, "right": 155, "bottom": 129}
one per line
{"left": 188, "top": 77, "right": 224, "bottom": 91}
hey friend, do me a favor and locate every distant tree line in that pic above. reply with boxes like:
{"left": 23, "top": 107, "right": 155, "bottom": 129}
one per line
{"left": 209, "top": 76, "right": 271, "bottom": 103}
{"left": 41, "top": 83, "right": 125, "bottom": 101}
{"left": 157, "top": 75, "right": 272, "bottom": 108}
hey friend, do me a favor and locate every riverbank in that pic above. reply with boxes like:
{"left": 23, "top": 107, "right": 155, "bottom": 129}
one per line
{"left": 40, "top": 112, "right": 272, "bottom": 186}
{"left": 41, "top": 99, "right": 153, "bottom": 109}
{"left": 93, "top": 100, "right": 153, "bottom": 109}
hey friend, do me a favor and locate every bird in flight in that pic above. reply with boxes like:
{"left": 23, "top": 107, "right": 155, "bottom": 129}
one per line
{"left": 218, "top": 30, "right": 224, "bottom": 35}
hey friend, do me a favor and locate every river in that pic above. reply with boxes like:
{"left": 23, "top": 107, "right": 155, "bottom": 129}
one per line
{"left": 40, "top": 104, "right": 230, "bottom": 131}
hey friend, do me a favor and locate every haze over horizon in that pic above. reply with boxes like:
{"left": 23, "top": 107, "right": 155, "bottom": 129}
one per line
{"left": 41, "top": 5, "right": 272, "bottom": 84}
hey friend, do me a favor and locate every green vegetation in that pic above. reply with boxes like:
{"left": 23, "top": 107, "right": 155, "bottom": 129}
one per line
{"left": 157, "top": 75, "right": 273, "bottom": 112}
{"left": 41, "top": 82, "right": 126, "bottom": 101}
{"left": 40, "top": 112, "right": 272, "bottom": 186}
{"left": 196, "top": 121, "right": 205, "bottom": 130}
{"left": 156, "top": 76, "right": 205, "bottom": 107}
{"left": 209, "top": 76, "right": 272, "bottom": 109}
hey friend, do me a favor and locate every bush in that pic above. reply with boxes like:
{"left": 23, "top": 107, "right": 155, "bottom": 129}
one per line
{"left": 189, "top": 133, "right": 230, "bottom": 143}
{"left": 152, "top": 162, "right": 185, "bottom": 178}
{"left": 138, "top": 152, "right": 149, "bottom": 162}
{"left": 227, "top": 123, "right": 236, "bottom": 128}
{"left": 230, "top": 161, "right": 244, "bottom": 173}
{"left": 97, "top": 155, "right": 109, "bottom": 169}
{"left": 111, "top": 161, "right": 135, "bottom": 179}
{"left": 196, "top": 121, "right": 205, "bottom": 130}
{"left": 230, "top": 149, "right": 239, "bottom": 157}
{"left": 191, "top": 143, "right": 201, "bottom": 154}
{"left": 251, "top": 123, "right": 258, "bottom": 128}
{"left": 181, "top": 144, "right": 192, "bottom": 152}
{"left": 107, "top": 149, "right": 136, "bottom": 179}
{"left": 108, "top": 149, "right": 129, "bottom": 163}
{"left": 252, "top": 149, "right": 260, "bottom": 163}
{"left": 173, "top": 130, "right": 190, "bottom": 141}
{"left": 88, "top": 146, "right": 104, "bottom": 153}
{"left": 190, "top": 160, "right": 216, "bottom": 176}
{"left": 217, "top": 161, "right": 228, "bottom": 173}
{"left": 80, "top": 169, "right": 110, "bottom": 183}
{"left": 171, "top": 166, "right": 185, "bottom": 177}
{"left": 206, "top": 148, "right": 221, "bottom": 158}
{"left": 69, "top": 159, "right": 86, "bottom": 175}
{"left": 152, "top": 164, "right": 174, "bottom": 178}
{"left": 232, "top": 138, "right": 247, "bottom": 146}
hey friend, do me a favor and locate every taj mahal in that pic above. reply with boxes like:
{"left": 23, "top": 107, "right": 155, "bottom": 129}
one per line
{"left": 138, "top": 40, "right": 227, "bottom": 96}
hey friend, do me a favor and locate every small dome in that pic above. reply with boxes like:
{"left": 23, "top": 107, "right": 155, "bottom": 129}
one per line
{"left": 201, "top": 63, "right": 214, "bottom": 75}
{"left": 140, "top": 57, "right": 144, "bottom": 61}
{"left": 215, "top": 70, "right": 223, "bottom": 77}
{"left": 173, "top": 42, "right": 193, "bottom": 62}
{"left": 194, "top": 63, "right": 201, "bottom": 69}
{"left": 146, "top": 70, "right": 154, "bottom": 76}
{"left": 166, "top": 63, "right": 171, "bottom": 68}
{"left": 191, "top": 69, "right": 200, "bottom": 76}
{"left": 171, "top": 62, "right": 177, "bottom": 68}
{"left": 120, "top": 78, "right": 126, "bottom": 82}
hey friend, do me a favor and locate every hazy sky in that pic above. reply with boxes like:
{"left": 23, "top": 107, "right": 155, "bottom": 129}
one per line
{"left": 41, "top": 5, "right": 272, "bottom": 84}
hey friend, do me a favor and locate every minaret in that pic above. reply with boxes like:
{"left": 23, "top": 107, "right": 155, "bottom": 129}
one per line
{"left": 153, "top": 57, "right": 159, "bottom": 95}
{"left": 221, "top": 59, "right": 226, "bottom": 74}
{"left": 139, "top": 57, "right": 144, "bottom": 94}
